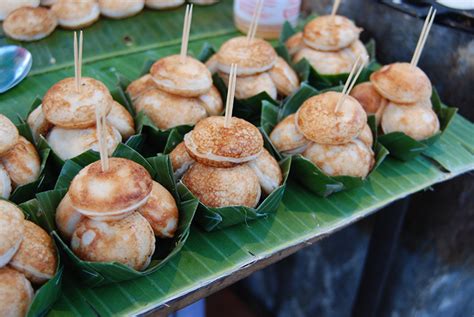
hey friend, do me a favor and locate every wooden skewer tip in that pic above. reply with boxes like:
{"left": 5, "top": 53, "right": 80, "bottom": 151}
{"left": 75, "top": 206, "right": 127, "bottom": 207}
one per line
{"left": 180, "top": 4, "right": 193, "bottom": 59}
{"left": 247, "top": 0, "right": 263, "bottom": 43}
{"left": 411, "top": 7, "right": 436, "bottom": 66}
{"left": 78, "top": 30, "right": 83, "bottom": 90}
{"left": 335, "top": 55, "right": 364, "bottom": 113}
{"left": 331, "top": 0, "right": 341, "bottom": 16}
{"left": 74, "top": 31, "right": 79, "bottom": 91}
{"left": 224, "top": 64, "right": 238, "bottom": 128}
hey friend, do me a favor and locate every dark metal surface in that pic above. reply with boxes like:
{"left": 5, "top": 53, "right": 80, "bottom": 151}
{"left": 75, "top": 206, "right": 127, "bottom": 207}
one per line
{"left": 378, "top": 173, "right": 474, "bottom": 317}
{"left": 352, "top": 198, "right": 411, "bottom": 317}
{"left": 380, "top": 0, "right": 474, "bottom": 33}
{"left": 237, "top": 220, "right": 372, "bottom": 317}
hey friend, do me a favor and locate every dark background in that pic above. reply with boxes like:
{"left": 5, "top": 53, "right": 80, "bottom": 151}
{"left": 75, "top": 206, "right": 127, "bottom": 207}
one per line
{"left": 234, "top": 1, "right": 474, "bottom": 316}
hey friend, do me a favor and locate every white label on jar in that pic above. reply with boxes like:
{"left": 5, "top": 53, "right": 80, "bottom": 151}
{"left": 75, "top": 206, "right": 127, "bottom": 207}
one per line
{"left": 234, "top": 0, "right": 301, "bottom": 26}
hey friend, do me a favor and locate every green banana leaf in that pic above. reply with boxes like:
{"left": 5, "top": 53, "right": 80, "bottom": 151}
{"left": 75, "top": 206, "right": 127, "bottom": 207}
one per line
{"left": 261, "top": 85, "right": 389, "bottom": 197}
{"left": 0, "top": 2, "right": 237, "bottom": 75}
{"left": 378, "top": 89, "right": 458, "bottom": 161}
{"left": 198, "top": 44, "right": 281, "bottom": 126}
{"left": 160, "top": 128, "right": 292, "bottom": 231}
{"left": 277, "top": 21, "right": 382, "bottom": 90}
{"left": 35, "top": 144, "right": 198, "bottom": 287}
{"left": 18, "top": 199, "right": 64, "bottom": 317}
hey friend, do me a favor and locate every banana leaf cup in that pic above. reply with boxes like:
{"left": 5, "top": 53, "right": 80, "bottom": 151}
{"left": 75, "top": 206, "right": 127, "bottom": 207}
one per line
{"left": 34, "top": 143, "right": 198, "bottom": 287}
{"left": 261, "top": 84, "right": 389, "bottom": 197}
{"left": 276, "top": 21, "right": 381, "bottom": 90}
{"left": 7, "top": 104, "right": 53, "bottom": 203}
{"left": 16, "top": 199, "right": 64, "bottom": 317}
{"left": 377, "top": 89, "right": 458, "bottom": 161}
{"left": 163, "top": 129, "right": 291, "bottom": 232}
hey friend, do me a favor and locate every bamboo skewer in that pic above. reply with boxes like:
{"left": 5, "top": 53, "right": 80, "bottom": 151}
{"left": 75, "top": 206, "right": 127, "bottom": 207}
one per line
{"left": 96, "top": 104, "right": 109, "bottom": 172}
{"left": 246, "top": 0, "right": 264, "bottom": 43}
{"left": 411, "top": 6, "right": 433, "bottom": 65}
{"left": 224, "top": 64, "right": 238, "bottom": 128}
{"left": 180, "top": 4, "right": 193, "bottom": 60}
{"left": 331, "top": 0, "right": 341, "bottom": 16}
{"left": 78, "top": 31, "right": 83, "bottom": 89}
{"left": 347, "top": 59, "right": 366, "bottom": 96}
{"left": 73, "top": 31, "right": 83, "bottom": 92}
{"left": 334, "top": 55, "right": 366, "bottom": 113}
{"left": 74, "top": 30, "right": 108, "bottom": 170}
{"left": 74, "top": 32, "right": 78, "bottom": 91}
{"left": 411, "top": 7, "right": 436, "bottom": 67}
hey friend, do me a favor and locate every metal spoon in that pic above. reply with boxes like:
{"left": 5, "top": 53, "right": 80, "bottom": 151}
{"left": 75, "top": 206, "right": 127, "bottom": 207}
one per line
{"left": 0, "top": 45, "right": 32, "bottom": 94}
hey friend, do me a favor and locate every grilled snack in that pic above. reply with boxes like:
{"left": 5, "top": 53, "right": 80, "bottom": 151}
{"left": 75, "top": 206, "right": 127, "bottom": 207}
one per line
{"left": 3, "top": 6, "right": 57, "bottom": 41}
{"left": 139, "top": 181, "right": 179, "bottom": 238}
{"left": 303, "top": 15, "right": 361, "bottom": 51}
{"left": 9, "top": 221, "right": 57, "bottom": 285}
{"left": 0, "top": 137, "right": 41, "bottom": 187}
{"left": 51, "top": 0, "right": 100, "bottom": 29}
{"left": 145, "top": 0, "right": 185, "bottom": 9}
{"left": 68, "top": 158, "right": 153, "bottom": 221}
{"left": 47, "top": 124, "right": 121, "bottom": 160}
{"left": 0, "top": 165, "right": 12, "bottom": 199}
{"left": 247, "top": 149, "right": 282, "bottom": 195}
{"left": 269, "top": 114, "right": 309, "bottom": 154}
{"left": 99, "top": 0, "right": 144, "bottom": 19}
{"left": 303, "top": 140, "right": 374, "bottom": 178}
{"left": 71, "top": 212, "right": 155, "bottom": 270}
{"left": 381, "top": 100, "right": 440, "bottom": 141}
{"left": 169, "top": 142, "right": 195, "bottom": 179}
{"left": 0, "top": 0, "right": 40, "bottom": 21}
{"left": 134, "top": 88, "right": 208, "bottom": 130}
{"left": 55, "top": 192, "right": 83, "bottom": 241}
{"left": 27, "top": 105, "right": 54, "bottom": 142}
{"left": 295, "top": 91, "right": 367, "bottom": 145}
{"left": 182, "top": 163, "right": 261, "bottom": 208}
{"left": 216, "top": 36, "right": 277, "bottom": 76}
{"left": 0, "top": 115, "right": 19, "bottom": 155}
{"left": 0, "top": 267, "right": 34, "bottom": 317}
{"left": 42, "top": 77, "right": 113, "bottom": 129}
{"left": 370, "top": 62, "right": 432, "bottom": 104}
{"left": 126, "top": 74, "right": 157, "bottom": 102}
{"left": 184, "top": 116, "right": 264, "bottom": 168}
{"left": 350, "top": 82, "right": 387, "bottom": 125}
{"left": 106, "top": 101, "right": 135, "bottom": 139}
{"left": 218, "top": 71, "right": 277, "bottom": 100}
{"left": 150, "top": 55, "right": 212, "bottom": 97}
{"left": 0, "top": 200, "right": 25, "bottom": 267}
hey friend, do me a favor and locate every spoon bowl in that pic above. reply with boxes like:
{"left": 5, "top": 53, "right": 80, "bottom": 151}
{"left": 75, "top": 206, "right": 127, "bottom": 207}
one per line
{"left": 0, "top": 45, "right": 32, "bottom": 94}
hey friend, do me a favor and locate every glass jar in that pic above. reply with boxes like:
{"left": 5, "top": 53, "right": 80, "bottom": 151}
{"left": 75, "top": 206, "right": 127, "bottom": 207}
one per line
{"left": 233, "top": 0, "right": 301, "bottom": 39}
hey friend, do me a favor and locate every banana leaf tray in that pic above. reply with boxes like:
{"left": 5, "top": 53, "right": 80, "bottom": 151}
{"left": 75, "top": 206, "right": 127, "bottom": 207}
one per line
{"left": 1, "top": 2, "right": 473, "bottom": 316}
